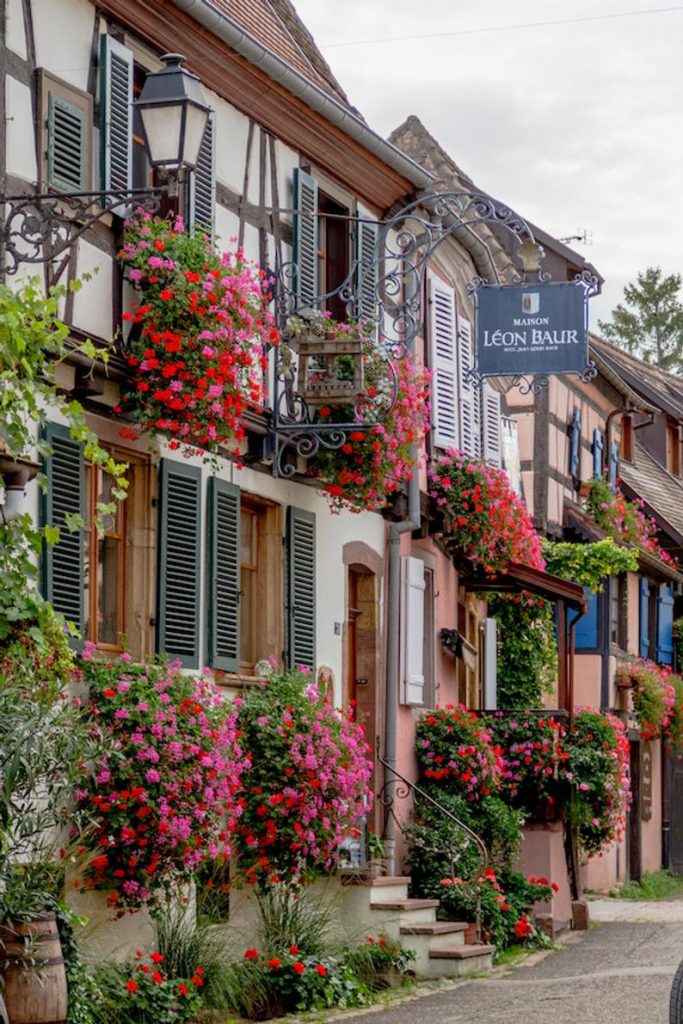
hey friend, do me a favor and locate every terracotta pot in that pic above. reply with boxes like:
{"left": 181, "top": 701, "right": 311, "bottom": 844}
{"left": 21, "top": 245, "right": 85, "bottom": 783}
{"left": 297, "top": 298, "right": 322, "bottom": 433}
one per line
{"left": 463, "top": 922, "right": 478, "bottom": 944}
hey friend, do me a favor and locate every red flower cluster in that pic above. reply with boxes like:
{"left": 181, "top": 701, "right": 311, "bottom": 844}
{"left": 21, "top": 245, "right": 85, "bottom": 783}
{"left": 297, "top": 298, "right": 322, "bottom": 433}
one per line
{"left": 122, "top": 952, "right": 203, "bottom": 1020}
{"left": 118, "top": 212, "right": 278, "bottom": 458}
{"left": 415, "top": 704, "right": 504, "bottom": 801}
{"left": 428, "top": 450, "right": 544, "bottom": 574}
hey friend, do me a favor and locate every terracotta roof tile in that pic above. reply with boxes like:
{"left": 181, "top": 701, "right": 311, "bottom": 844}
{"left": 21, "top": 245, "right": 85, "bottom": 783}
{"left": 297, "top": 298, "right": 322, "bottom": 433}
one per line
{"left": 208, "top": 0, "right": 353, "bottom": 107}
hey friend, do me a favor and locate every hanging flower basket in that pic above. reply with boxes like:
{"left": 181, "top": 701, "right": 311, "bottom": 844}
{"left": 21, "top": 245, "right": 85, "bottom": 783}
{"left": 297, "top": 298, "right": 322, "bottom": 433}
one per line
{"left": 284, "top": 312, "right": 365, "bottom": 407}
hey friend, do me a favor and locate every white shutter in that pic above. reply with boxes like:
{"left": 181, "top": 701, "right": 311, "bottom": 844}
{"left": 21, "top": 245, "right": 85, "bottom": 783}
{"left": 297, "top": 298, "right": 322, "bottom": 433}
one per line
{"left": 482, "top": 383, "right": 502, "bottom": 466}
{"left": 458, "top": 317, "right": 481, "bottom": 458}
{"left": 428, "top": 274, "right": 459, "bottom": 449}
{"left": 501, "top": 417, "right": 522, "bottom": 494}
{"left": 400, "top": 556, "right": 425, "bottom": 706}
{"left": 482, "top": 618, "right": 497, "bottom": 710}
{"left": 188, "top": 114, "right": 215, "bottom": 233}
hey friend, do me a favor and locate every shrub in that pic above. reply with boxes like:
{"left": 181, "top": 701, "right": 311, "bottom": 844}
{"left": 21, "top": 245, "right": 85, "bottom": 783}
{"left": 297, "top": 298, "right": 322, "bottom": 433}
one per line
{"left": 232, "top": 668, "right": 373, "bottom": 885}
{"left": 93, "top": 952, "right": 203, "bottom": 1024}
{"left": 486, "top": 594, "right": 556, "bottom": 708}
{"left": 564, "top": 709, "right": 630, "bottom": 855}
{"left": 438, "top": 869, "right": 554, "bottom": 951}
{"left": 76, "top": 655, "right": 247, "bottom": 912}
{"left": 616, "top": 656, "right": 678, "bottom": 741}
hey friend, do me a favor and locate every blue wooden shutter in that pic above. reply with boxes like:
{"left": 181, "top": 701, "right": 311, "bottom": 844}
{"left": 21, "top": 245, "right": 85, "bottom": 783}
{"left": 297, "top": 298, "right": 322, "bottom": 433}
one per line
{"left": 569, "top": 408, "right": 582, "bottom": 479}
{"left": 157, "top": 459, "right": 201, "bottom": 668}
{"left": 47, "top": 92, "right": 88, "bottom": 191}
{"left": 293, "top": 168, "right": 318, "bottom": 308}
{"left": 207, "top": 477, "right": 240, "bottom": 672}
{"left": 657, "top": 583, "right": 675, "bottom": 665}
{"left": 592, "top": 429, "right": 604, "bottom": 478}
{"left": 609, "top": 440, "right": 620, "bottom": 489}
{"left": 286, "top": 506, "right": 316, "bottom": 670}
{"left": 40, "top": 423, "right": 85, "bottom": 637}
{"left": 356, "top": 217, "right": 378, "bottom": 320}
{"left": 575, "top": 590, "right": 599, "bottom": 650}
{"left": 188, "top": 113, "right": 215, "bottom": 234}
{"left": 99, "top": 34, "right": 133, "bottom": 192}
{"left": 639, "top": 577, "right": 650, "bottom": 658}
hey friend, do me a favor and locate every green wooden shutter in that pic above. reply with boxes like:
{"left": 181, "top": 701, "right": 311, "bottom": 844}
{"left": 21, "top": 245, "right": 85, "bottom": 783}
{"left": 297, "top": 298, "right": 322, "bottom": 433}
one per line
{"left": 356, "top": 218, "right": 378, "bottom": 320}
{"left": 99, "top": 34, "right": 134, "bottom": 192}
{"left": 157, "top": 459, "right": 202, "bottom": 668}
{"left": 47, "top": 92, "right": 88, "bottom": 191}
{"left": 293, "top": 168, "right": 318, "bottom": 308}
{"left": 40, "top": 423, "right": 85, "bottom": 635}
{"left": 188, "top": 113, "right": 215, "bottom": 234}
{"left": 207, "top": 477, "right": 240, "bottom": 671}
{"left": 286, "top": 506, "right": 316, "bottom": 670}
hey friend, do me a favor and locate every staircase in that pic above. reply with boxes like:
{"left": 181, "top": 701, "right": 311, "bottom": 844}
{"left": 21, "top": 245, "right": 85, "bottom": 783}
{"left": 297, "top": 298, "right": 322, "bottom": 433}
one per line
{"left": 340, "top": 874, "right": 495, "bottom": 979}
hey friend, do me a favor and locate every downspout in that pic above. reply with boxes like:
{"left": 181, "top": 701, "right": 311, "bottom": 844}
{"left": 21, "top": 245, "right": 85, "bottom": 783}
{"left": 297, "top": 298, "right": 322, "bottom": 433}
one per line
{"left": 383, "top": 270, "right": 422, "bottom": 875}
{"left": 566, "top": 604, "right": 585, "bottom": 903}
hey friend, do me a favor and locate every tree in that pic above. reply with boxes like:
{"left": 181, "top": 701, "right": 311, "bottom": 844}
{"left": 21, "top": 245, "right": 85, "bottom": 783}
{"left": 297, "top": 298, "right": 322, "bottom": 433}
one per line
{"left": 597, "top": 266, "right": 683, "bottom": 372}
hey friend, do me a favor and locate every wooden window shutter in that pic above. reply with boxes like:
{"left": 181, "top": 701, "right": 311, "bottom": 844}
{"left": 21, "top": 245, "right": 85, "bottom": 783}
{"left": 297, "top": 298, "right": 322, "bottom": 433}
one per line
{"left": 575, "top": 591, "right": 599, "bottom": 650}
{"left": 206, "top": 477, "right": 240, "bottom": 672}
{"left": 482, "top": 383, "right": 502, "bottom": 467}
{"left": 569, "top": 408, "right": 582, "bottom": 480}
{"left": 99, "top": 34, "right": 133, "bottom": 192}
{"left": 400, "top": 556, "right": 425, "bottom": 705}
{"left": 428, "top": 275, "right": 458, "bottom": 450}
{"left": 356, "top": 217, "right": 378, "bottom": 320}
{"left": 458, "top": 317, "right": 481, "bottom": 458}
{"left": 157, "top": 459, "right": 202, "bottom": 668}
{"left": 592, "top": 428, "right": 604, "bottom": 478}
{"left": 657, "top": 584, "right": 675, "bottom": 665}
{"left": 188, "top": 113, "right": 215, "bottom": 234}
{"left": 482, "top": 617, "right": 497, "bottom": 709}
{"left": 285, "top": 506, "right": 316, "bottom": 670}
{"left": 292, "top": 168, "right": 318, "bottom": 308}
{"left": 47, "top": 92, "right": 88, "bottom": 191}
{"left": 609, "top": 440, "right": 620, "bottom": 489}
{"left": 639, "top": 577, "right": 650, "bottom": 658}
{"left": 40, "top": 423, "right": 85, "bottom": 636}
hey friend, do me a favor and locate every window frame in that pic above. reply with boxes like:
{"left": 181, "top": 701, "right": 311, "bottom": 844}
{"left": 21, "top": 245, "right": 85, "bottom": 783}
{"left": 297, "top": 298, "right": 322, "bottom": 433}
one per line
{"left": 84, "top": 458, "right": 127, "bottom": 652}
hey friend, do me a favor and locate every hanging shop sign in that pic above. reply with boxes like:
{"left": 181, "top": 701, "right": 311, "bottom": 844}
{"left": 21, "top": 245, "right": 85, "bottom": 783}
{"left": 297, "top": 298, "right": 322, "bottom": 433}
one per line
{"left": 476, "top": 282, "right": 588, "bottom": 377}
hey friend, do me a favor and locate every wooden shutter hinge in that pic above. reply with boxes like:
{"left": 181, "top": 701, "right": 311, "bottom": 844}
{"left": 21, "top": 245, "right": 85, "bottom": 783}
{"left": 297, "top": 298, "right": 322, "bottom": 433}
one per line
{"left": 149, "top": 617, "right": 156, "bottom": 627}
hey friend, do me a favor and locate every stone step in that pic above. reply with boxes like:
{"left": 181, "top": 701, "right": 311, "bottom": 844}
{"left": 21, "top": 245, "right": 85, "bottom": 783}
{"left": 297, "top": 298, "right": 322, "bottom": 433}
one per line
{"left": 369, "top": 898, "right": 439, "bottom": 928}
{"left": 400, "top": 921, "right": 468, "bottom": 936}
{"left": 419, "top": 943, "right": 495, "bottom": 979}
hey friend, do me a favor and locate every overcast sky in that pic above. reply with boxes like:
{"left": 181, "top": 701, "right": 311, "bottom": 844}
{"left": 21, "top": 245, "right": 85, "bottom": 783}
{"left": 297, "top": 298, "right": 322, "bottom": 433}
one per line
{"left": 293, "top": 0, "right": 683, "bottom": 327}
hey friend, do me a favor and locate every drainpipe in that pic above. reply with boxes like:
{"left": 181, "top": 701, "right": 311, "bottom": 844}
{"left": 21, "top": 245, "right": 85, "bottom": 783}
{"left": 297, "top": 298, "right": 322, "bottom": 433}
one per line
{"left": 567, "top": 605, "right": 585, "bottom": 727}
{"left": 382, "top": 270, "right": 422, "bottom": 875}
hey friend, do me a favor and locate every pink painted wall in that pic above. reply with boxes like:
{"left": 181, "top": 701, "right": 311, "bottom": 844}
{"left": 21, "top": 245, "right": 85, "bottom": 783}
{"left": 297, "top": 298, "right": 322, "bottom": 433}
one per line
{"left": 573, "top": 654, "right": 602, "bottom": 710}
{"left": 518, "top": 822, "right": 572, "bottom": 930}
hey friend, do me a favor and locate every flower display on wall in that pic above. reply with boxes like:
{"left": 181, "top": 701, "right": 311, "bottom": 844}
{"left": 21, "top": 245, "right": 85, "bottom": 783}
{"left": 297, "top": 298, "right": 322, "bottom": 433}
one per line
{"left": 615, "top": 655, "right": 683, "bottom": 746}
{"left": 415, "top": 704, "right": 504, "bottom": 801}
{"left": 76, "top": 653, "right": 248, "bottom": 912}
{"left": 117, "top": 212, "right": 279, "bottom": 458}
{"left": 427, "top": 450, "right": 545, "bottom": 574}
{"left": 585, "top": 476, "right": 679, "bottom": 569}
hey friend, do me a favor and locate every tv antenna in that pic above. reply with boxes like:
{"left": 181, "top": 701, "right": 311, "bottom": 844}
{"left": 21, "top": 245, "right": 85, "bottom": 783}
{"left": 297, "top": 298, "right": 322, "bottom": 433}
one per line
{"left": 558, "top": 228, "right": 593, "bottom": 246}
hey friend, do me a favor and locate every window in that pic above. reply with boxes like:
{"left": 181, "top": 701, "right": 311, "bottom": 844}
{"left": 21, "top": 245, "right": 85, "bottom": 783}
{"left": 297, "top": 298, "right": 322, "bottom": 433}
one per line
{"left": 318, "top": 192, "right": 350, "bottom": 321}
{"left": 39, "top": 70, "right": 92, "bottom": 191}
{"left": 240, "top": 502, "right": 264, "bottom": 673}
{"left": 609, "top": 575, "right": 627, "bottom": 650}
{"left": 84, "top": 463, "right": 125, "bottom": 649}
{"left": 639, "top": 577, "right": 674, "bottom": 664}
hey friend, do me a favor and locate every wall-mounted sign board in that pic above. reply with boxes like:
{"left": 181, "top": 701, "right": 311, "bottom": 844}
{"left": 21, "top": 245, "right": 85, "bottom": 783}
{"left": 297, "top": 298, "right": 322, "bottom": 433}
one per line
{"left": 476, "top": 282, "right": 588, "bottom": 378}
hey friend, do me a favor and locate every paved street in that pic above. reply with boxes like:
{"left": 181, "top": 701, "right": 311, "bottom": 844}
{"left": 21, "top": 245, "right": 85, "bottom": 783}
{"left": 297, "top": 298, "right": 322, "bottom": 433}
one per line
{"left": 340, "top": 901, "right": 683, "bottom": 1024}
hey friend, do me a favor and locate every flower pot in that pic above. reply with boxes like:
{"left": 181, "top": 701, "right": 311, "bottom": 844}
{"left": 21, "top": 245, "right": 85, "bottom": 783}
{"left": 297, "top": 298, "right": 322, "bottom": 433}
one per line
{"left": 0, "top": 913, "right": 67, "bottom": 1024}
{"left": 463, "top": 922, "right": 478, "bottom": 945}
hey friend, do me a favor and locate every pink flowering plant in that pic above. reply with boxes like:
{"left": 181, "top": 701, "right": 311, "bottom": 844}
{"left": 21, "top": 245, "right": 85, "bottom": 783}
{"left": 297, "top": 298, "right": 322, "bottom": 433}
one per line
{"left": 232, "top": 669, "right": 374, "bottom": 886}
{"left": 488, "top": 713, "right": 569, "bottom": 816}
{"left": 585, "top": 476, "right": 679, "bottom": 569}
{"left": 415, "top": 705, "right": 503, "bottom": 801}
{"left": 428, "top": 450, "right": 545, "bottom": 574}
{"left": 615, "top": 655, "right": 680, "bottom": 744}
{"left": 75, "top": 652, "right": 248, "bottom": 912}
{"left": 117, "top": 212, "right": 279, "bottom": 458}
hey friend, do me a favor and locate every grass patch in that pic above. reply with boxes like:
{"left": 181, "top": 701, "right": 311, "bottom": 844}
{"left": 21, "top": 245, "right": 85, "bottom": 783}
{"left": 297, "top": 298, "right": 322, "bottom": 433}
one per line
{"left": 617, "top": 870, "right": 683, "bottom": 901}
{"left": 494, "top": 945, "right": 532, "bottom": 967}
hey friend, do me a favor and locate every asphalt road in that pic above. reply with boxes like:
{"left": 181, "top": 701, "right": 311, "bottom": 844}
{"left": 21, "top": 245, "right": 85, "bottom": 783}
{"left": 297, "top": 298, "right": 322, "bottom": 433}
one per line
{"left": 340, "top": 916, "right": 683, "bottom": 1024}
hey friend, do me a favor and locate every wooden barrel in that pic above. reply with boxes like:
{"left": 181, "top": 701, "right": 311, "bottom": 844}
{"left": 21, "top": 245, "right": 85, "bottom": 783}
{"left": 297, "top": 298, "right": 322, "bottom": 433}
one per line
{"left": 0, "top": 914, "right": 67, "bottom": 1024}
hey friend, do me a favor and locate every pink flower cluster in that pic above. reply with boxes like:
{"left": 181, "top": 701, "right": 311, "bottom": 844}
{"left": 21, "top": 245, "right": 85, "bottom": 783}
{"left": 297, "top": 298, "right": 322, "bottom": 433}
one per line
{"left": 428, "top": 450, "right": 545, "bottom": 574}
{"left": 415, "top": 705, "right": 504, "bottom": 801}
{"left": 586, "top": 476, "right": 679, "bottom": 569}
{"left": 76, "top": 656, "right": 248, "bottom": 911}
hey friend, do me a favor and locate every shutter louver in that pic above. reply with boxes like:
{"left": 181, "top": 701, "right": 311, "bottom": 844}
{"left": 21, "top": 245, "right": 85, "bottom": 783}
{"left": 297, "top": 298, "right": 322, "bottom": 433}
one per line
{"left": 356, "top": 217, "right": 378, "bottom": 320}
{"left": 428, "top": 275, "right": 458, "bottom": 450}
{"left": 286, "top": 506, "right": 316, "bottom": 670}
{"left": 483, "top": 383, "right": 502, "bottom": 466}
{"left": 458, "top": 317, "right": 481, "bottom": 458}
{"left": 639, "top": 577, "right": 650, "bottom": 659}
{"left": 657, "top": 584, "right": 674, "bottom": 665}
{"left": 99, "top": 34, "right": 133, "bottom": 192}
{"left": 188, "top": 114, "right": 215, "bottom": 233}
{"left": 48, "top": 92, "right": 88, "bottom": 191}
{"left": 401, "top": 556, "right": 425, "bottom": 705}
{"left": 207, "top": 477, "right": 240, "bottom": 672}
{"left": 569, "top": 408, "right": 582, "bottom": 479}
{"left": 293, "top": 168, "right": 318, "bottom": 308}
{"left": 41, "top": 423, "right": 85, "bottom": 635}
{"left": 157, "top": 459, "right": 201, "bottom": 668}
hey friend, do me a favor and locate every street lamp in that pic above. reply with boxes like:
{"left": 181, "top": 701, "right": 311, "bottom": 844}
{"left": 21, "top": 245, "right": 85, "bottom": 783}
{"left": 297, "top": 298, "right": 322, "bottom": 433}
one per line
{"left": 134, "top": 53, "right": 211, "bottom": 172}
